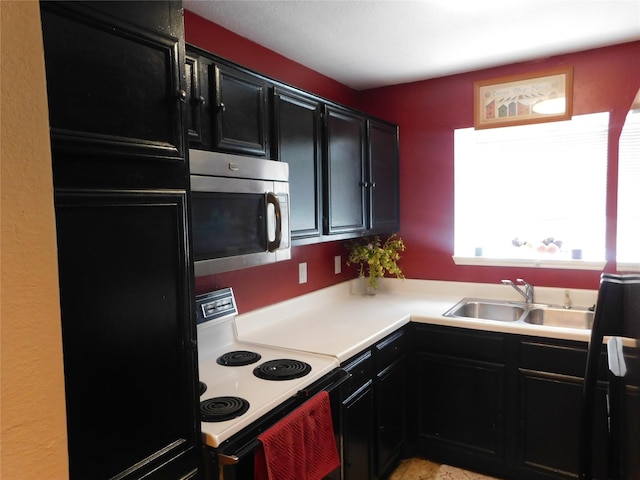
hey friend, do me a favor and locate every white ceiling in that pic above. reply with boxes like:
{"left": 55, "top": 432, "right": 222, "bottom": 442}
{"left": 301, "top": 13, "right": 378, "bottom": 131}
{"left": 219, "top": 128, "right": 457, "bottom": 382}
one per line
{"left": 183, "top": 0, "right": 640, "bottom": 91}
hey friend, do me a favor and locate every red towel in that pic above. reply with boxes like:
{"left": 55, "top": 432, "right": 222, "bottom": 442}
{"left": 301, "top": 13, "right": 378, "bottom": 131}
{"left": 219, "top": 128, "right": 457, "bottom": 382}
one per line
{"left": 254, "top": 390, "right": 340, "bottom": 480}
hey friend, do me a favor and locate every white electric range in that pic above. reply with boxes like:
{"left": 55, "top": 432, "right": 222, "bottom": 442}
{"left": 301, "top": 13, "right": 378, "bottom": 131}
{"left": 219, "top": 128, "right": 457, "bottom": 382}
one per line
{"left": 195, "top": 288, "right": 342, "bottom": 451}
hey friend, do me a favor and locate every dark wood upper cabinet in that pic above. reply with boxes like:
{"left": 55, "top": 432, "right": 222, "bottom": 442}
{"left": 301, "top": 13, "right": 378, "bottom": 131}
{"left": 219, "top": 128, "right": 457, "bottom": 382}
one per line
{"left": 185, "top": 45, "right": 400, "bottom": 241}
{"left": 273, "top": 87, "right": 323, "bottom": 240}
{"left": 324, "top": 105, "right": 368, "bottom": 235}
{"left": 185, "top": 51, "right": 208, "bottom": 146}
{"left": 323, "top": 107, "right": 400, "bottom": 238}
{"left": 211, "top": 64, "right": 270, "bottom": 156}
{"left": 40, "top": 1, "right": 186, "bottom": 163}
{"left": 367, "top": 120, "right": 400, "bottom": 234}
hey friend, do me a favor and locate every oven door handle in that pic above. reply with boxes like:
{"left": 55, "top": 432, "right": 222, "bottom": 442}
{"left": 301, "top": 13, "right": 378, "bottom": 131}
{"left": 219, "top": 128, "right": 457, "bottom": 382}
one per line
{"left": 218, "top": 368, "right": 349, "bottom": 464}
{"left": 295, "top": 367, "right": 350, "bottom": 398}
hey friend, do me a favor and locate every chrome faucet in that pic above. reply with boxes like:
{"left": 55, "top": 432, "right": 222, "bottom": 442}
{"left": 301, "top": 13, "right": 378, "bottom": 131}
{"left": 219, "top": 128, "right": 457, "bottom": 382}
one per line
{"left": 501, "top": 278, "right": 534, "bottom": 303}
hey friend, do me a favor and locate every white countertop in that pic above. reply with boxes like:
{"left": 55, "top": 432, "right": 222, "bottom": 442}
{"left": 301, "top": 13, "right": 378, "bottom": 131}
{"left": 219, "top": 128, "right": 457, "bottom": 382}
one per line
{"left": 235, "top": 278, "right": 636, "bottom": 363}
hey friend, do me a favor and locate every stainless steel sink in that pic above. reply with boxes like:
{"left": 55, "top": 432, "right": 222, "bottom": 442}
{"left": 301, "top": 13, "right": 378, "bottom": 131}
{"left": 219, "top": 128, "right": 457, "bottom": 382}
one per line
{"left": 523, "top": 307, "right": 594, "bottom": 329}
{"left": 443, "top": 297, "right": 594, "bottom": 330}
{"left": 444, "top": 298, "right": 527, "bottom": 322}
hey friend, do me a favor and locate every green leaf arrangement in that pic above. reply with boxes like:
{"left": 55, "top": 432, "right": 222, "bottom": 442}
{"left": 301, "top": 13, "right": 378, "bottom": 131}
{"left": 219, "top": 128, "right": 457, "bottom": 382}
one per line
{"left": 346, "top": 233, "right": 406, "bottom": 289}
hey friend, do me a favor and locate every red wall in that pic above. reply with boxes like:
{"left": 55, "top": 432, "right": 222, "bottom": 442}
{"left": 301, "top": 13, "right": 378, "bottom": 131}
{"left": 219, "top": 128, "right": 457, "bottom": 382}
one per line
{"left": 185, "top": 10, "right": 360, "bottom": 109}
{"left": 185, "top": 9, "right": 640, "bottom": 312}
{"left": 359, "top": 41, "right": 640, "bottom": 292}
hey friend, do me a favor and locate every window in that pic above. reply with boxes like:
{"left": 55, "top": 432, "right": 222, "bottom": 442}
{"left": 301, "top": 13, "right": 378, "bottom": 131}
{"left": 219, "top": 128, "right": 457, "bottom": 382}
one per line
{"left": 454, "top": 112, "right": 609, "bottom": 269}
{"left": 617, "top": 109, "right": 640, "bottom": 270}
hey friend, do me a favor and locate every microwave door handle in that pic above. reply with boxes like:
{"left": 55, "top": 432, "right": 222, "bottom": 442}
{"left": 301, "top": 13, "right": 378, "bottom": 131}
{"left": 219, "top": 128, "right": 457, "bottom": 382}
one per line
{"left": 266, "top": 192, "right": 282, "bottom": 252}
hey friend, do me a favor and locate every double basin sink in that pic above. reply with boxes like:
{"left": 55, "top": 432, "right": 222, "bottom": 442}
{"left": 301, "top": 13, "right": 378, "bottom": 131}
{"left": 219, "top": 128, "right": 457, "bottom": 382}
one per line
{"left": 443, "top": 298, "right": 594, "bottom": 330}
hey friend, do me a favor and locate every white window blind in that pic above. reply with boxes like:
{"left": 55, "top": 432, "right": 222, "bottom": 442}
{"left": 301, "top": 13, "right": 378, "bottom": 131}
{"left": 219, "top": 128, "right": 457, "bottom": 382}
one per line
{"left": 617, "top": 109, "right": 640, "bottom": 269}
{"left": 454, "top": 112, "right": 609, "bottom": 264}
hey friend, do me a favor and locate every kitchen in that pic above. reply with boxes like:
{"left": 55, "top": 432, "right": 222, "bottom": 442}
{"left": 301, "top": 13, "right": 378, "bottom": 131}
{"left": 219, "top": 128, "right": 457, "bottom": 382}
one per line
{"left": 2, "top": 1, "right": 639, "bottom": 480}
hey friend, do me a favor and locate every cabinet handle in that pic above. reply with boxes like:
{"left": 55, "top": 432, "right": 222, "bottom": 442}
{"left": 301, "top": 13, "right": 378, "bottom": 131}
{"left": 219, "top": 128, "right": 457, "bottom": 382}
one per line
{"left": 371, "top": 182, "right": 377, "bottom": 188}
{"left": 176, "top": 89, "right": 187, "bottom": 102}
{"left": 198, "top": 95, "right": 205, "bottom": 105}
{"left": 217, "top": 103, "right": 226, "bottom": 112}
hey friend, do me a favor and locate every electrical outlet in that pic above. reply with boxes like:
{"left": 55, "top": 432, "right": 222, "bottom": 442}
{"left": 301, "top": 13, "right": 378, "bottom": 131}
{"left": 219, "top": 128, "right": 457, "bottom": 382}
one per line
{"left": 298, "top": 262, "right": 307, "bottom": 284}
{"left": 334, "top": 255, "right": 341, "bottom": 274}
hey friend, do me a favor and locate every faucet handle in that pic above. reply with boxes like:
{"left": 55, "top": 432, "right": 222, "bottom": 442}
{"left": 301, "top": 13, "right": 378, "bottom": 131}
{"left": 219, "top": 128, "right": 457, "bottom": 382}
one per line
{"left": 516, "top": 278, "right": 534, "bottom": 303}
{"left": 517, "top": 278, "right": 533, "bottom": 291}
{"left": 564, "top": 289, "right": 572, "bottom": 309}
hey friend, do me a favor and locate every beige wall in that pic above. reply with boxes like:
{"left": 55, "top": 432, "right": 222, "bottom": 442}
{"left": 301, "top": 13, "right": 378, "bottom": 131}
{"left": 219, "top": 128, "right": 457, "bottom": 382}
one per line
{"left": 1, "top": 1, "right": 69, "bottom": 478}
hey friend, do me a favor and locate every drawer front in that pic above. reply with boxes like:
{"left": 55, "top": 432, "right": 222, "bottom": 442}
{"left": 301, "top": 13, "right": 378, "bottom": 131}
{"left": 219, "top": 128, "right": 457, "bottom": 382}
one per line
{"left": 519, "top": 337, "right": 590, "bottom": 378}
{"left": 342, "top": 350, "right": 373, "bottom": 399}
{"left": 413, "top": 324, "right": 505, "bottom": 363}
{"left": 375, "top": 328, "right": 407, "bottom": 369}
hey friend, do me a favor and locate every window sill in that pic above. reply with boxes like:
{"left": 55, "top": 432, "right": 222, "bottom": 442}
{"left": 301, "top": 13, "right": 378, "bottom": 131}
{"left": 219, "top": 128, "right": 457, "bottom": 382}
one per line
{"left": 453, "top": 256, "right": 606, "bottom": 271}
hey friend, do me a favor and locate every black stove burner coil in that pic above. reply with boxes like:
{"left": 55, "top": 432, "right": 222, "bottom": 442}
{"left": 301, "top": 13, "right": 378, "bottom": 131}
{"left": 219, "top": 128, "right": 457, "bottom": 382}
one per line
{"left": 199, "top": 381, "right": 207, "bottom": 396}
{"left": 200, "top": 396, "right": 250, "bottom": 422}
{"left": 216, "top": 350, "right": 261, "bottom": 367}
{"left": 253, "top": 359, "right": 312, "bottom": 381}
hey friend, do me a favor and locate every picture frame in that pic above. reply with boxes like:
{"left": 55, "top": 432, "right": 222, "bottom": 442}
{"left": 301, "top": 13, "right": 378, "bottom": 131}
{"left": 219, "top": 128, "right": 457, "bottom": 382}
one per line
{"left": 474, "top": 66, "right": 573, "bottom": 129}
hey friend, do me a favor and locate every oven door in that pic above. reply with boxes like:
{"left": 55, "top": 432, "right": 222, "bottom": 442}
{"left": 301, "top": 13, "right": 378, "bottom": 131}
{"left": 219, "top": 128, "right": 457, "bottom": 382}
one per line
{"left": 190, "top": 175, "right": 290, "bottom": 276}
{"left": 205, "top": 367, "right": 349, "bottom": 480}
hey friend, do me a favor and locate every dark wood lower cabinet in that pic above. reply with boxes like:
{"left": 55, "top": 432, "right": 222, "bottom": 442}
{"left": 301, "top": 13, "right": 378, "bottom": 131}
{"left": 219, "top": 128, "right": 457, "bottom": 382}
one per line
{"left": 516, "top": 370, "right": 609, "bottom": 479}
{"left": 343, "top": 383, "right": 375, "bottom": 480}
{"left": 411, "top": 323, "right": 639, "bottom": 480}
{"left": 338, "top": 328, "right": 408, "bottom": 480}
{"left": 375, "top": 358, "right": 408, "bottom": 477}
{"left": 515, "top": 337, "right": 611, "bottom": 480}
{"left": 55, "top": 190, "right": 200, "bottom": 480}
{"left": 416, "top": 355, "right": 505, "bottom": 459}
{"left": 413, "top": 325, "right": 506, "bottom": 477}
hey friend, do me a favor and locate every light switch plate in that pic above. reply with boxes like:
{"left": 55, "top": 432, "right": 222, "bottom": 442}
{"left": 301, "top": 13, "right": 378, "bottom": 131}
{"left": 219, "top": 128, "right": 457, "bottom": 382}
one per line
{"left": 334, "top": 255, "right": 341, "bottom": 274}
{"left": 298, "top": 262, "right": 307, "bottom": 284}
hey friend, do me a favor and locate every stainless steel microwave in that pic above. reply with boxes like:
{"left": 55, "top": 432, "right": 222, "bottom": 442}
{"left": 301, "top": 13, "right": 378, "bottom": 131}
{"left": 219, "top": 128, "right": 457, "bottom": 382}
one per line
{"left": 189, "top": 149, "right": 291, "bottom": 276}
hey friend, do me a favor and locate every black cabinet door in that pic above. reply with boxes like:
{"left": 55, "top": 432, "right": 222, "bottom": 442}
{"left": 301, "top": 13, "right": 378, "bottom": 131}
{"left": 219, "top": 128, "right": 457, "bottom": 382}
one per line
{"left": 415, "top": 353, "right": 506, "bottom": 463}
{"left": 324, "top": 105, "right": 367, "bottom": 235}
{"left": 185, "top": 50, "right": 209, "bottom": 147}
{"left": 55, "top": 190, "right": 199, "bottom": 480}
{"left": 211, "top": 64, "right": 270, "bottom": 156}
{"left": 375, "top": 358, "right": 407, "bottom": 478}
{"left": 367, "top": 120, "right": 400, "bottom": 233}
{"left": 516, "top": 370, "right": 609, "bottom": 479}
{"left": 412, "top": 325, "right": 507, "bottom": 473}
{"left": 343, "top": 385, "right": 375, "bottom": 480}
{"left": 274, "top": 87, "right": 323, "bottom": 240}
{"left": 515, "top": 337, "right": 614, "bottom": 480}
{"left": 40, "top": 1, "right": 186, "bottom": 162}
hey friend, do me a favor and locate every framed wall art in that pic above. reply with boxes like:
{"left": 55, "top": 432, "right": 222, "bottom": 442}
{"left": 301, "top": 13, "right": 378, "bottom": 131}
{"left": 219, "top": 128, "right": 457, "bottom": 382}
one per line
{"left": 474, "top": 66, "right": 573, "bottom": 129}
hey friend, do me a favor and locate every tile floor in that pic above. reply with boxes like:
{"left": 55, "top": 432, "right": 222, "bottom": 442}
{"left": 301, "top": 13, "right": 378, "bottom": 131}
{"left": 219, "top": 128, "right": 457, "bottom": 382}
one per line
{"left": 388, "top": 457, "right": 502, "bottom": 480}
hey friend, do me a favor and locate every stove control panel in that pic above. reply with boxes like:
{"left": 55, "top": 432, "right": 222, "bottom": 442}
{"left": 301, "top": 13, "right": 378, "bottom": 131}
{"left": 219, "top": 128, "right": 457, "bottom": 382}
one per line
{"left": 195, "top": 288, "right": 238, "bottom": 324}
